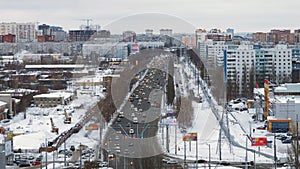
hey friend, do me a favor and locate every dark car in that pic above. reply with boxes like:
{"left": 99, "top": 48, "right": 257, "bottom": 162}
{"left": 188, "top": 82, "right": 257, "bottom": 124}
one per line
{"left": 19, "top": 160, "right": 31, "bottom": 167}
{"left": 282, "top": 139, "right": 292, "bottom": 144}
{"left": 194, "top": 159, "right": 207, "bottom": 163}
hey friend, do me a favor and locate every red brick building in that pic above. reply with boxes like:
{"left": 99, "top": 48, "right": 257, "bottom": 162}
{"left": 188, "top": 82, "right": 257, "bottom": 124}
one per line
{"left": 1, "top": 34, "right": 16, "bottom": 43}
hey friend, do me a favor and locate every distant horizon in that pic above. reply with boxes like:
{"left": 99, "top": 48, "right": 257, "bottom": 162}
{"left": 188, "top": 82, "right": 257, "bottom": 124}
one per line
{"left": 1, "top": 0, "right": 300, "bottom": 34}
{"left": 1, "top": 20, "right": 298, "bottom": 35}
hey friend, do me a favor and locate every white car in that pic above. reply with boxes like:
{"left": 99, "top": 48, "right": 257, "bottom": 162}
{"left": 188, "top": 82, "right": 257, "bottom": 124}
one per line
{"left": 99, "top": 161, "right": 108, "bottom": 167}
{"left": 129, "top": 128, "right": 134, "bottom": 134}
{"left": 162, "top": 158, "right": 171, "bottom": 163}
{"left": 133, "top": 117, "right": 138, "bottom": 124}
{"left": 167, "top": 159, "right": 178, "bottom": 164}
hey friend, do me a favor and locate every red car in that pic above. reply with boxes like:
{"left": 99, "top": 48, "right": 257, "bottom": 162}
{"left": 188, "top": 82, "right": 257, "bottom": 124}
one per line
{"left": 31, "top": 161, "right": 41, "bottom": 166}
{"left": 256, "top": 126, "right": 266, "bottom": 130}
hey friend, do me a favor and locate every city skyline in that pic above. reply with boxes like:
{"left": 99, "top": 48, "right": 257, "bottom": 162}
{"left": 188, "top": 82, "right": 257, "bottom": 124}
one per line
{"left": 1, "top": 0, "right": 300, "bottom": 34}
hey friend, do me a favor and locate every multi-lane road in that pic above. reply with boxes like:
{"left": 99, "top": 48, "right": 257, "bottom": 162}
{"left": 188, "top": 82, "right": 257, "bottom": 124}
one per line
{"left": 102, "top": 52, "right": 183, "bottom": 169}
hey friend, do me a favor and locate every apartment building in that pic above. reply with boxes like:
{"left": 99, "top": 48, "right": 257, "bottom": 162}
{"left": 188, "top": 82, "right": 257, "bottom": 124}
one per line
{"left": 0, "top": 22, "right": 36, "bottom": 42}
{"left": 160, "top": 29, "right": 172, "bottom": 36}
{"left": 196, "top": 28, "right": 232, "bottom": 60}
{"left": 253, "top": 32, "right": 267, "bottom": 43}
{"left": 225, "top": 44, "right": 292, "bottom": 97}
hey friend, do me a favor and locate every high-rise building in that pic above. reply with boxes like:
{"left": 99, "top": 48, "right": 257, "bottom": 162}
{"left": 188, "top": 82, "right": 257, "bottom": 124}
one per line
{"left": 253, "top": 32, "right": 267, "bottom": 43}
{"left": 145, "top": 29, "right": 153, "bottom": 36}
{"left": 159, "top": 29, "right": 172, "bottom": 36}
{"left": 267, "top": 29, "right": 295, "bottom": 45}
{"left": 225, "top": 44, "right": 292, "bottom": 96}
{"left": 123, "top": 31, "right": 136, "bottom": 42}
{"left": 226, "top": 28, "right": 234, "bottom": 37}
{"left": 68, "top": 30, "right": 96, "bottom": 42}
{"left": 38, "top": 24, "right": 67, "bottom": 42}
{"left": 0, "top": 22, "right": 36, "bottom": 42}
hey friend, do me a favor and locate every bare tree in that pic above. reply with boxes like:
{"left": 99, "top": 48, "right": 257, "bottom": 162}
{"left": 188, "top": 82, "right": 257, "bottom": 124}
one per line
{"left": 176, "top": 96, "right": 193, "bottom": 129}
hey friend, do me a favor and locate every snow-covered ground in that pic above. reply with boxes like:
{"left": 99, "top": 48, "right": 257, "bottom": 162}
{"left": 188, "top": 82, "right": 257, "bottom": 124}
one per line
{"left": 3, "top": 71, "right": 109, "bottom": 168}
{"left": 158, "top": 58, "right": 291, "bottom": 167}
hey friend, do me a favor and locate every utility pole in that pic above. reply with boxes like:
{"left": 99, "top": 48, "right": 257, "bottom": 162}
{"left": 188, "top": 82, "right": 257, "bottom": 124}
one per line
{"left": 296, "top": 115, "right": 299, "bottom": 168}
{"left": 274, "top": 134, "right": 277, "bottom": 169}
{"left": 245, "top": 136, "right": 248, "bottom": 169}
{"left": 175, "top": 125, "right": 177, "bottom": 155}
{"left": 64, "top": 142, "right": 66, "bottom": 166}
{"left": 99, "top": 121, "right": 102, "bottom": 160}
{"left": 45, "top": 139, "right": 48, "bottom": 169}
{"left": 208, "top": 144, "right": 211, "bottom": 169}
{"left": 80, "top": 143, "right": 82, "bottom": 169}
{"left": 166, "top": 124, "right": 169, "bottom": 152}
{"left": 218, "top": 126, "right": 222, "bottom": 160}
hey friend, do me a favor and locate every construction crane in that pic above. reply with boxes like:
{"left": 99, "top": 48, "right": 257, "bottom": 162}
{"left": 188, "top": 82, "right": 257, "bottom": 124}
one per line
{"left": 64, "top": 109, "right": 71, "bottom": 124}
{"left": 50, "top": 117, "right": 59, "bottom": 134}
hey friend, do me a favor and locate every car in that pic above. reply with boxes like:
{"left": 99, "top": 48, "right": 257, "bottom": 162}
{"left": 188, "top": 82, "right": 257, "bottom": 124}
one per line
{"left": 282, "top": 139, "right": 292, "bottom": 144}
{"left": 108, "top": 154, "right": 114, "bottom": 158}
{"left": 19, "top": 160, "right": 31, "bottom": 167}
{"left": 31, "top": 160, "right": 41, "bottom": 166}
{"left": 115, "top": 136, "right": 120, "bottom": 140}
{"left": 133, "top": 117, "right": 138, "bottom": 124}
{"left": 116, "top": 118, "right": 121, "bottom": 122}
{"left": 256, "top": 126, "right": 266, "bottom": 130}
{"left": 279, "top": 136, "right": 288, "bottom": 141}
{"left": 118, "top": 112, "right": 124, "bottom": 118}
{"left": 194, "top": 159, "right": 207, "bottom": 163}
{"left": 162, "top": 158, "right": 171, "bottom": 163}
{"left": 99, "top": 161, "right": 108, "bottom": 167}
{"left": 129, "top": 128, "right": 134, "bottom": 134}
{"left": 167, "top": 159, "right": 178, "bottom": 164}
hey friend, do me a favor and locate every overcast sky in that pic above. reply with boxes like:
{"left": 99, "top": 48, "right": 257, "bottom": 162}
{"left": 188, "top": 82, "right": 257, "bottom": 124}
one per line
{"left": 1, "top": 0, "right": 300, "bottom": 34}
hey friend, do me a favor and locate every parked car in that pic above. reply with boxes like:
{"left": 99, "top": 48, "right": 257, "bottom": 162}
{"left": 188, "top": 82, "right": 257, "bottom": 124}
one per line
{"left": 194, "top": 159, "right": 207, "bottom": 163}
{"left": 167, "top": 159, "right": 178, "bottom": 164}
{"left": 99, "top": 161, "right": 108, "bottom": 167}
{"left": 256, "top": 126, "right": 266, "bottom": 130}
{"left": 162, "top": 158, "right": 171, "bottom": 163}
{"left": 282, "top": 139, "right": 292, "bottom": 144}
{"left": 31, "top": 160, "right": 41, "bottom": 166}
{"left": 19, "top": 160, "right": 31, "bottom": 167}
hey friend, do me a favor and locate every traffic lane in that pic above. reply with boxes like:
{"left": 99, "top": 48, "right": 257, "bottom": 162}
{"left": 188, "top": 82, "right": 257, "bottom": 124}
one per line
{"left": 103, "top": 129, "right": 164, "bottom": 158}
{"left": 111, "top": 113, "right": 159, "bottom": 139}
{"left": 119, "top": 90, "right": 163, "bottom": 137}
{"left": 123, "top": 96, "right": 162, "bottom": 123}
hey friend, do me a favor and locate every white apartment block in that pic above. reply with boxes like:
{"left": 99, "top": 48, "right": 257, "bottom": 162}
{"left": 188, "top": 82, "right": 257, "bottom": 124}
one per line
{"left": 0, "top": 22, "right": 36, "bottom": 42}
{"left": 226, "top": 45, "right": 256, "bottom": 95}
{"left": 226, "top": 44, "right": 292, "bottom": 95}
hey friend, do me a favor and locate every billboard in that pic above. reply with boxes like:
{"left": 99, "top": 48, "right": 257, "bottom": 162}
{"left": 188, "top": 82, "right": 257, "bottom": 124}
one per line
{"left": 251, "top": 137, "right": 267, "bottom": 146}
{"left": 85, "top": 124, "right": 99, "bottom": 130}
{"left": 183, "top": 133, "right": 198, "bottom": 141}
{"left": 131, "top": 43, "right": 139, "bottom": 53}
